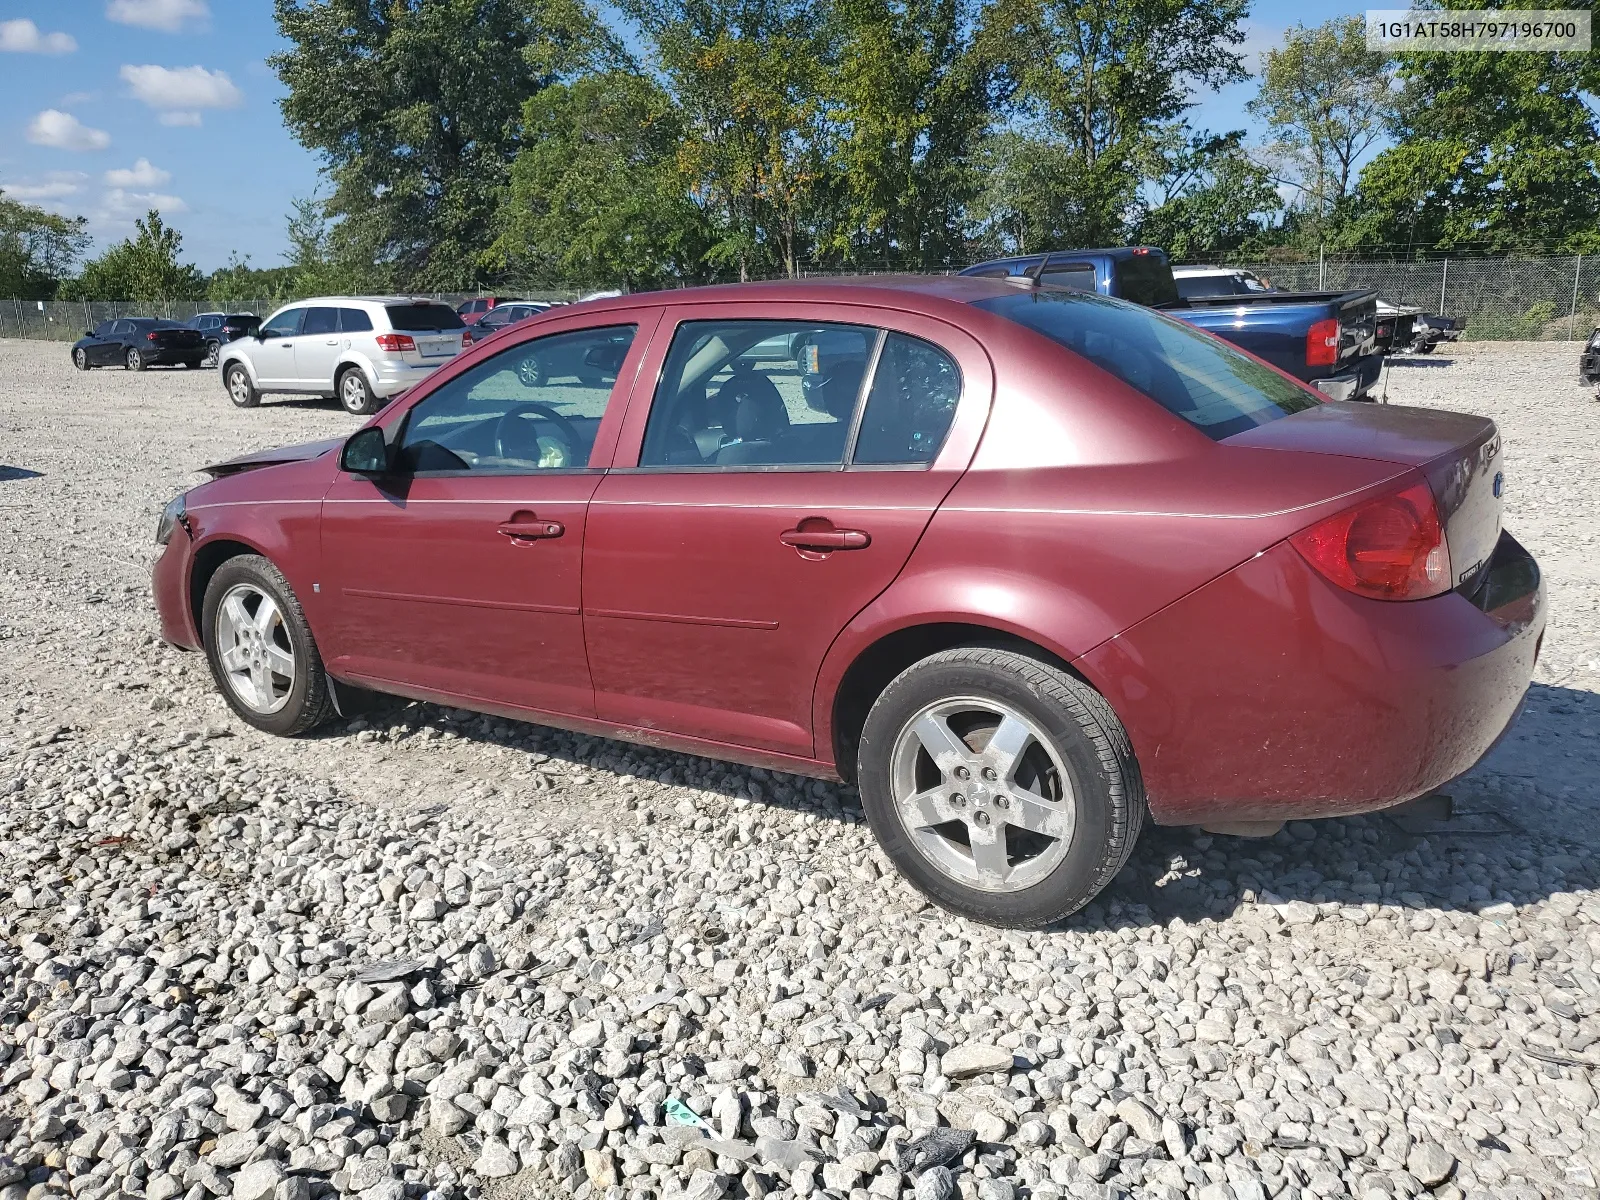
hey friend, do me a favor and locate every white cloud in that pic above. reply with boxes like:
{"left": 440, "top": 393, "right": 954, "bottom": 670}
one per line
{"left": 101, "top": 187, "right": 188, "bottom": 219}
{"left": 25, "top": 110, "right": 111, "bottom": 152}
{"left": 0, "top": 172, "right": 87, "bottom": 202}
{"left": 105, "top": 158, "right": 171, "bottom": 188}
{"left": 106, "top": 0, "right": 210, "bottom": 33}
{"left": 0, "top": 19, "right": 77, "bottom": 54}
{"left": 120, "top": 64, "right": 242, "bottom": 123}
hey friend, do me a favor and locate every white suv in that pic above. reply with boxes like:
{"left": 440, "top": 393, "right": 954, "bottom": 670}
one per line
{"left": 217, "top": 296, "right": 473, "bottom": 415}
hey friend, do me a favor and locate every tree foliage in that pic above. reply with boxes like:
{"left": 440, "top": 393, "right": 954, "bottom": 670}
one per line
{"left": 0, "top": 195, "right": 89, "bottom": 299}
{"left": 271, "top": 0, "right": 616, "bottom": 290}
{"left": 61, "top": 211, "right": 205, "bottom": 302}
{"left": 1248, "top": 16, "right": 1394, "bottom": 232}
{"left": 1135, "top": 127, "right": 1281, "bottom": 261}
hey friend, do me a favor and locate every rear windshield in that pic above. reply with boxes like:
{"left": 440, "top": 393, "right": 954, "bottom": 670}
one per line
{"left": 386, "top": 304, "right": 465, "bottom": 332}
{"left": 1175, "top": 274, "right": 1271, "bottom": 299}
{"left": 131, "top": 318, "right": 183, "bottom": 329}
{"left": 1115, "top": 255, "right": 1179, "bottom": 307}
{"left": 974, "top": 289, "right": 1321, "bottom": 440}
{"left": 224, "top": 314, "right": 258, "bottom": 326}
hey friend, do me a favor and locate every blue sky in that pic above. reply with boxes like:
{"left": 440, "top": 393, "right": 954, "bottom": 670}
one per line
{"left": 1, "top": 0, "right": 1372, "bottom": 273}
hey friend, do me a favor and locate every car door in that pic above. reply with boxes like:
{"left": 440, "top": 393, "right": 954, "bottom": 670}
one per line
{"left": 254, "top": 307, "right": 304, "bottom": 387}
{"left": 582, "top": 304, "right": 990, "bottom": 758}
{"left": 86, "top": 321, "right": 116, "bottom": 365}
{"left": 317, "top": 313, "right": 660, "bottom": 717}
{"left": 294, "top": 306, "right": 341, "bottom": 391}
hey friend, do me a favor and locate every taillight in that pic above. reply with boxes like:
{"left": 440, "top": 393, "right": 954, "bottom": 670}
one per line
{"left": 374, "top": 333, "right": 416, "bottom": 352}
{"left": 1306, "top": 317, "right": 1339, "bottom": 367}
{"left": 461, "top": 329, "right": 474, "bottom": 347}
{"left": 1290, "top": 480, "right": 1451, "bottom": 601}
{"left": 147, "top": 331, "right": 160, "bottom": 341}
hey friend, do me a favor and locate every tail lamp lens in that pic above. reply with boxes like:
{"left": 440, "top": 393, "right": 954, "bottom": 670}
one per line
{"left": 375, "top": 333, "right": 416, "bottom": 352}
{"left": 1306, "top": 317, "right": 1339, "bottom": 367}
{"left": 1289, "top": 480, "right": 1451, "bottom": 601}
{"left": 147, "top": 331, "right": 160, "bottom": 341}
{"left": 461, "top": 329, "right": 474, "bottom": 347}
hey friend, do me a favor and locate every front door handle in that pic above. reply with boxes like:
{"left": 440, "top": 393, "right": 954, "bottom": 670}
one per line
{"left": 780, "top": 527, "right": 870, "bottom": 551}
{"left": 497, "top": 520, "right": 564, "bottom": 541}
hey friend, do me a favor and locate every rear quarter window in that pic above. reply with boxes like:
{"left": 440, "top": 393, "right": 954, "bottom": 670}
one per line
{"left": 388, "top": 304, "right": 466, "bottom": 332}
{"left": 975, "top": 290, "right": 1320, "bottom": 441}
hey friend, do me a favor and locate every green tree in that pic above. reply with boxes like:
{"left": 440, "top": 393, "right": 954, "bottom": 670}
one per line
{"left": 271, "top": 0, "right": 615, "bottom": 291}
{"left": 1135, "top": 126, "right": 1282, "bottom": 261}
{"left": 0, "top": 194, "right": 90, "bottom": 299}
{"left": 973, "top": 0, "right": 1251, "bottom": 248}
{"left": 63, "top": 211, "right": 205, "bottom": 301}
{"left": 1345, "top": 2, "right": 1600, "bottom": 254}
{"left": 207, "top": 253, "right": 298, "bottom": 307}
{"left": 1248, "top": 16, "right": 1393, "bottom": 235}
{"left": 494, "top": 72, "right": 714, "bottom": 289}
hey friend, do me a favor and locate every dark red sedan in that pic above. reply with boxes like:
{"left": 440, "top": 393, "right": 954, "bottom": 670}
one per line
{"left": 152, "top": 277, "right": 1542, "bottom": 927}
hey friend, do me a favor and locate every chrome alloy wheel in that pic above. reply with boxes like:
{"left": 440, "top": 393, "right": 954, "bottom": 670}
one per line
{"left": 340, "top": 371, "right": 367, "bottom": 412}
{"left": 214, "top": 584, "right": 295, "bottom": 714}
{"left": 889, "top": 696, "right": 1075, "bottom": 893}
{"left": 227, "top": 368, "right": 253, "bottom": 405}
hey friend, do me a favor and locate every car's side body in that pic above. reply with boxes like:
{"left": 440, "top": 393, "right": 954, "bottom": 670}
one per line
{"left": 217, "top": 297, "right": 468, "bottom": 401}
{"left": 156, "top": 277, "right": 1542, "bottom": 831}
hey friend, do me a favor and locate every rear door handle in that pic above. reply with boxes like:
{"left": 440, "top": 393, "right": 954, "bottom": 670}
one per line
{"left": 780, "top": 527, "right": 870, "bottom": 551}
{"left": 497, "top": 520, "right": 565, "bottom": 541}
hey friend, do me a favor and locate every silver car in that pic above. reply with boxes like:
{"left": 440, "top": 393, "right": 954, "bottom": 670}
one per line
{"left": 217, "top": 296, "right": 472, "bottom": 415}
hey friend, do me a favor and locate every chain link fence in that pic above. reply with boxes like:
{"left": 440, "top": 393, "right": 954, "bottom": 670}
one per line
{"left": 5, "top": 258, "right": 1597, "bottom": 342}
{"left": 1220, "top": 254, "right": 1598, "bottom": 341}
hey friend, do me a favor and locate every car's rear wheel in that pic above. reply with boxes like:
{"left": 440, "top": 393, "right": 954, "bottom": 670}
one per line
{"left": 338, "top": 367, "right": 380, "bottom": 415}
{"left": 225, "top": 363, "right": 259, "bottom": 408}
{"left": 126, "top": 347, "right": 144, "bottom": 371}
{"left": 515, "top": 355, "right": 545, "bottom": 389}
{"left": 73, "top": 348, "right": 88, "bottom": 371}
{"left": 857, "top": 647, "right": 1145, "bottom": 928}
{"left": 202, "top": 555, "right": 334, "bottom": 736}
{"left": 203, "top": 339, "right": 220, "bottom": 367}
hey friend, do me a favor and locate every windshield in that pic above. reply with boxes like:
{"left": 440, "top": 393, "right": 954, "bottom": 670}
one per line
{"left": 1175, "top": 273, "right": 1270, "bottom": 299}
{"left": 975, "top": 289, "right": 1321, "bottom": 440}
{"left": 387, "top": 304, "right": 466, "bottom": 332}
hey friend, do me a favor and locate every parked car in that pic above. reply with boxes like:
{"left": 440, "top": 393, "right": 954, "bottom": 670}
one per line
{"left": 151, "top": 277, "right": 1542, "bottom": 927}
{"left": 964, "top": 249, "right": 1384, "bottom": 401}
{"left": 186, "top": 312, "right": 261, "bottom": 367}
{"left": 1171, "top": 265, "right": 1460, "bottom": 355}
{"left": 216, "top": 297, "right": 472, "bottom": 416}
{"left": 456, "top": 296, "right": 523, "bottom": 324}
{"left": 72, "top": 318, "right": 207, "bottom": 371}
{"left": 1582, "top": 326, "right": 1600, "bottom": 394}
{"left": 472, "top": 301, "right": 550, "bottom": 335}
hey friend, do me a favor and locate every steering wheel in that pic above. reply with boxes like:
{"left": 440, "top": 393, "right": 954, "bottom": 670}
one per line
{"left": 493, "top": 402, "right": 584, "bottom": 468}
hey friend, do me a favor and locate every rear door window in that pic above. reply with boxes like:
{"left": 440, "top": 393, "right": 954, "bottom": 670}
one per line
{"left": 1041, "top": 264, "right": 1098, "bottom": 292}
{"left": 1115, "top": 254, "right": 1180, "bottom": 307}
{"left": 387, "top": 304, "right": 466, "bottom": 332}
{"left": 852, "top": 334, "right": 962, "bottom": 466}
{"left": 975, "top": 289, "right": 1320, "bottom": 440}
{"left": 302, "top": 307, "right": 338, "bottom": 335}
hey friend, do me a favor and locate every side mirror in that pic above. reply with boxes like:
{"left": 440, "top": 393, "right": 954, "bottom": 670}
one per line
{"left": 258, "top": 328, "right": 277, "bottom": 341}
{"left": 85, "top": 329, "right": 95, "bottom": 338}
{"left": 340, "top": 427, "right": 391, "bottom": 476}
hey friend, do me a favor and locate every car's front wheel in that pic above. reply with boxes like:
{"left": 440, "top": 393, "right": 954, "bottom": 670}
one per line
{"left": 225, "top": 363, "right": 260, "bottom": 408}
{"left": 126, "top": 347, "right": 144, "bottom": 371}
{"left": 857, "top": 647, "right": 1145, "bottom": 928}
{"left": 202, "top": 555, "right": 334, "bottom": 736}
{"left": 73, "top": 348, "right": 89, "bottom": 371}
{"left": 338, "top": 368, "right": 380, "bottom": 415}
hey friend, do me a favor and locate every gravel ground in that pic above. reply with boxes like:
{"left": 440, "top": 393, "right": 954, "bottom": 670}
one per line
{"left": 2, "top": 339, "right": 1599, "bottom": 1200}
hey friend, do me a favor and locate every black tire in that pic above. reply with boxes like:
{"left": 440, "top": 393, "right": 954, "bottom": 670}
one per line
{"left": 857, "top": 646, "right": 1145, "bottom": 928}
{"left": 126, "top": 347, "right": 145, "bottom": 371}
{"left": 73, "top": 348, "right": 89, "bottom": 371}
{"left": 515, "top": 355, "right": 546, "bottom": 389}
{"left": 201, "top": 555, "right": 335, "bottom": 737}
{"left": 225, "top": 362, "right": 260, "bottom": 408}
{"left": 338, "top": 367, "right": 380, "bottom": 415}
{"left": 203, "top": 340, "right": 220, "bottom": 367}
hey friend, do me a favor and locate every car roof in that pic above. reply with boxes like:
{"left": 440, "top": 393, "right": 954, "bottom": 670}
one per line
{"left": 963, "top": 248, "right": 1165, "bottom": 271}
{"left": 551, "top": 274, "right": 1036, "bottom": 321}
{"left": 287, "top": 296, "right": 451, "bottom": 306}
{"left": 1171, "top": 265, "right": 1249, "bottom": 276}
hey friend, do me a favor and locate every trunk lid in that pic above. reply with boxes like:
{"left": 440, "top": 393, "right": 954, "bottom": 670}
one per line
{"left": 151, "top": 327, "right": 204, "bottom": 348}
{"left": 1226, "top": 401, "right": 1504, "bottom": 594}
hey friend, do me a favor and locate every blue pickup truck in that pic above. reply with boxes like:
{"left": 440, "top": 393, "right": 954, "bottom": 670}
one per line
{"left": 960, "top": 247, "right": 1384, "bottom": 401}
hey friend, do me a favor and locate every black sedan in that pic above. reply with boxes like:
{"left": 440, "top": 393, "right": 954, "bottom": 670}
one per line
{"left": 72, "top": 319, "right": 208, "bottom": 371}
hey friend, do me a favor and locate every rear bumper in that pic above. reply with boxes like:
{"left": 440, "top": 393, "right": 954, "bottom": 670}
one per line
{"left": 1080, "top": 530, "right": 1543, "bottom": 826}
{"left": 1311, "top": 353, "right": 1383, "bottom": 401}
{"left": 146, "top": 347, "right": 207, "bottom": 364}
{"left": 370, "top": 359, "right": 448, "bottom": 398}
